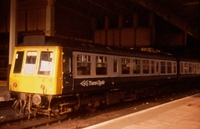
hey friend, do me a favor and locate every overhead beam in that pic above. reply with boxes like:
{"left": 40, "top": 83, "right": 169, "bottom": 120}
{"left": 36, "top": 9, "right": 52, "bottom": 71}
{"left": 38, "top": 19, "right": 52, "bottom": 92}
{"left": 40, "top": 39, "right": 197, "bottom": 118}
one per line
{"left": 183, "top": 1, "right": 199, "bottom": 6}
{"left": 87, "top": 0, "right": 117, "bottom": 15}
{"left": 109, "top": 0, "right": 133, "bottom": 13}
{"left": 136, "top": 0, "right": 199, "bottom": 39}
{"left": 67, "top": 0, "right": 101, "bottom": 17}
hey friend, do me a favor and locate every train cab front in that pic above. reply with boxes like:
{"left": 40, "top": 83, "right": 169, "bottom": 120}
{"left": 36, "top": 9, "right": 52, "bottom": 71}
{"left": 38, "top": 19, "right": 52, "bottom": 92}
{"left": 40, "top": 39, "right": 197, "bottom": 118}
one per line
{"left": 9, "top": 46, "right": 63, "bottom": 118}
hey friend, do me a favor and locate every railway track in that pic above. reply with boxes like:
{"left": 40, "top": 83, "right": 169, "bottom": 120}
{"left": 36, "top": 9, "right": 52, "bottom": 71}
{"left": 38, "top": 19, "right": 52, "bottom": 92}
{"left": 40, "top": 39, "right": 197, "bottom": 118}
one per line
{"left": 0, "top": 88, "right": 199, "bottom": 129}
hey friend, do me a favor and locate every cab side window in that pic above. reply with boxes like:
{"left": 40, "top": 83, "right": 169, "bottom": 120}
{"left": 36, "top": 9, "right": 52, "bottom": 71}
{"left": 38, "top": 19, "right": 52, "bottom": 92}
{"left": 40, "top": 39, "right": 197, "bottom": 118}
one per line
{"left": 14, "top": 51, "right": 24, "bottom": 73}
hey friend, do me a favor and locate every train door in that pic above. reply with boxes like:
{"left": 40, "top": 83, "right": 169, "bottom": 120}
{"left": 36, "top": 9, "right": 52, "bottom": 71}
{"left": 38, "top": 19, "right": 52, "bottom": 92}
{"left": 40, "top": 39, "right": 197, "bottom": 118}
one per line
{"left": 63, "top": 50, "right": 73, "bottom": 92}
{"left": 109, "top": 56, "right": 119, "bottom": 77}
{"left": 155, "top": 60, "right": 160, "bottom": 75}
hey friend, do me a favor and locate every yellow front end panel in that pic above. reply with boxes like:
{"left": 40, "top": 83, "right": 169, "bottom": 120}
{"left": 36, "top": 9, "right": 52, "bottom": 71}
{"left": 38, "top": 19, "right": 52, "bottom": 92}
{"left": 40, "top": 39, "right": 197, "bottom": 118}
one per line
{"left": 9, "top": 46, "right": 63, "bottom": 95}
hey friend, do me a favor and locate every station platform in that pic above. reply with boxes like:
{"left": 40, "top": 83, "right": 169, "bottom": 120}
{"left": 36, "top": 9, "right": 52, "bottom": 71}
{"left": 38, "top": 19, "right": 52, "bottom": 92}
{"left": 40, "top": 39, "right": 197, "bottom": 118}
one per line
{"left": 0, "top": 80, "right": 7, "bottom": 87}
{"left": 0, "top": 80, "right": 8, "bottom": 102}
{"left": 84, "top": 93, "right": 200, "bottom": 129}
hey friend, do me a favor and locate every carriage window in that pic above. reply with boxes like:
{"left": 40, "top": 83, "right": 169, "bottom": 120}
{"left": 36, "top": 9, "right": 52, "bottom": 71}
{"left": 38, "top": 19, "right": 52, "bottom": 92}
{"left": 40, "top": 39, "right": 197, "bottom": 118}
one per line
{"left": 194, "top": 64, "right": 197, "bottom": 73}
{"left": 173, "top": 62, "right": 177, "bottom": 73}
{"left": 96, "top": 56, "right": 107, "bottom": 75}
{"left": 113, "top": 59, "right": 118, "bottom": 73}
{"left": 133, "top": 59, "right": 140, "bottom": 74}
{"left": 14, "top": 51, "right": 24, "bottom": 73}
{"left": 167, "top": 62, "right": 172, "bottom": 73}
{"left": 180, "top": 63, "right": 184, "bottom": 73}
{"left": 77, "top": 54, "right": 90, "bottom": 75}
{"left": 156, "top": 62, "right": 159, "bottom": 73}
{"left": 24, "top": 51, "right": 37, "bottom": 74}
{"left": 121, "top": 58, "right": 130, "bottom": 74}
{"left": 189, "top": 63, "right": 193, "bottom": 73}
{"left": 184, "top": 63, "right": 189, "bottom": 73}
{"left": 161, "top": 61, "right": 166, "bottom": 73}
{"left": 143, "top": 60, "right": 149, "bottom": 74}
{"left": 151, "top": 61, "right": 155, "bottom": 74}
{"left": 38, "top": 51, "right": 53, "bottom": 75}
{"left": 197, "top": 64, "right": 200, "bottom": 74}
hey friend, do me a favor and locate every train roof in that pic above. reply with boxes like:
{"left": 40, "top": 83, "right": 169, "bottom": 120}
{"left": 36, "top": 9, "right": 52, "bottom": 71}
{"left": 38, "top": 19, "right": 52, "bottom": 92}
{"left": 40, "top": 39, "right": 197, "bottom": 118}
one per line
{"left": 19, "top": 35, "right": 177, "bottom": 60}
{"left": 178, "top": 57, "right": 200, "bottom": 63}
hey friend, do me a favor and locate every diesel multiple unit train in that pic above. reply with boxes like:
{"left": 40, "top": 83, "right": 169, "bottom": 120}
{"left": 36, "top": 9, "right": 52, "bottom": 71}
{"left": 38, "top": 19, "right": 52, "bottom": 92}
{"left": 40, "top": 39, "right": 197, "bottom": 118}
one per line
{"left": 9, "top": 36, "right": 200, "bottom": 119}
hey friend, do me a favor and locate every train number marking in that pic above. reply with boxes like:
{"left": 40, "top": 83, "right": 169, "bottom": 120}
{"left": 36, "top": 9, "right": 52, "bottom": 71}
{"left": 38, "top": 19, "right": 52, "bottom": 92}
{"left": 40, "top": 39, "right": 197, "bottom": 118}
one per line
{"left": 80, "top": 80, "right": 105, "bottom": 87}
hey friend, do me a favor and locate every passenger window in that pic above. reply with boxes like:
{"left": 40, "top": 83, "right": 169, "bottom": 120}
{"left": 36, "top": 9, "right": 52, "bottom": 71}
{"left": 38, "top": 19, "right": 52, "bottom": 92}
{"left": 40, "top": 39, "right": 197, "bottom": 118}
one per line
{"left": 151, "top": 61, "right": 155, "bottom": 74}
{"left": 180, "top": 63, "right": 184, "bottom": 74}
{"left": 38, "top": 51, "right": 53, "bottom": 75}
{"left": 77, "top": 54, "right": 90, "bottom": 75}
{"left": 96, "top": 56, "right": 107, "bottom": 75}
{"left": 173, "top": 62, "right": 177, "bottom": 73}
{"left": 133, "top": 59, "right": 140, "bottom": 74}
{"left": 24, "top": 51, "right": 37, "bottom": 74}
{"left": 156, "top": 62, "right": 159, "bottom": 74}
{"left": 194, "top": 64, "right": 197, "bottom": 73}
{"left": 121, "top": 58, "right": 130, "bottom": 74}
{"left": 167, "top": 62, "right": 172, "bottom": 73}
{"left": 197, "top": 64, "right": 200, "bottom": 73}
{"left": 14, "top": 51, "right": 24, "bottom": 73}
{"left": 184, "top": 63, "right": 189, "bottom": 73}
{"left": 113, "top": 59, "right": 118, "bottom": 73}
{"left": 143, "top": 60, "right": 149, "bottom": 74}
{"left": 161, "top": 61, "right": 166, "bottom": 73}
{"left": 189, "top": 63, "right": 193, "bottom": 73}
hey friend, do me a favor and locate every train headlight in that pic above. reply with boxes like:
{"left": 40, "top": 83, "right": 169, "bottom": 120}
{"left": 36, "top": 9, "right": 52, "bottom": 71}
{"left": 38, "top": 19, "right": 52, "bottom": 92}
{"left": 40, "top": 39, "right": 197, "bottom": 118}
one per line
{"left": 32, "top": 94, "right": 41, "bottom": 105}
{"left": 13, "top": 82, "right": 17, "bottom": 87}
{"left": 40, "top": 84, "right": 45, "bottom": 90}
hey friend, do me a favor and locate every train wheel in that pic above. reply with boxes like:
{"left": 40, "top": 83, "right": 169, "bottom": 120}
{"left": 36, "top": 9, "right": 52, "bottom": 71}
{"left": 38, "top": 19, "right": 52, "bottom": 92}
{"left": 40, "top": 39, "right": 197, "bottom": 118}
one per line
{"left": 52, "top": 102, "right": 68, "bottom": 119}
{"left": 86, "top": 102, "right": 97, "bottom": 113}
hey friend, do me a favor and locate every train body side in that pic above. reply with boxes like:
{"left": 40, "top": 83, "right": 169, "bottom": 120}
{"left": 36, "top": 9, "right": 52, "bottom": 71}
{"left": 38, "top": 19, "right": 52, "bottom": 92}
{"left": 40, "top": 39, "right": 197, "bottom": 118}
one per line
{"left": 62, "top": 50, "right": 179, "bottom": 94}
{"left": 9, "top": 40, "right": 200, "bottom": 97}
{"left": 8, "top": 36, "right": 200, "bottom": 119}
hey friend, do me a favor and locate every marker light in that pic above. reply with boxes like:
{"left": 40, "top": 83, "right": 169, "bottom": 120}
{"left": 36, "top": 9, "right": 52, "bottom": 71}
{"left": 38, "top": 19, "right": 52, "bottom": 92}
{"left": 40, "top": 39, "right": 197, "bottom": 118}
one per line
{"left": 40, "top": 84, "right": 45, "bottom": 90}
{"left": 13, "top": 82, "right": 17, "bottom": 87}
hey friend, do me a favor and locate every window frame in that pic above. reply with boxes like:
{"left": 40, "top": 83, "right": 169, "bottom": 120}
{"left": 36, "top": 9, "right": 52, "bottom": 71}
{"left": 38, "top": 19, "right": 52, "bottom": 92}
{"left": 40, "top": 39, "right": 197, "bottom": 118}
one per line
{"left": 76, "top": 54, "right": 91, "bottom": 76}
{"left": 37, "top": 51, "right": 53, "bottom": 76}
{"left": 121, "top": 57, "right": 130, "bottom": 74}
{"left": 23, "top": 51, "right": 37, "bottom": 75}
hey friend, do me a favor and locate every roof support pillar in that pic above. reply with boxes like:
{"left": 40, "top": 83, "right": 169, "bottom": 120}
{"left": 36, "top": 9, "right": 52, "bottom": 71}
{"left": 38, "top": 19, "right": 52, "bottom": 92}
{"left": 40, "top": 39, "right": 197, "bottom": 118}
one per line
{"left": 9, "top": 0, "right": 17, "bottom": 65}
{"left": 137, "top": 0, "right": 198, "bottom": 39}
{"left": 45, "top": 0, "right": 55, "bottom": 36}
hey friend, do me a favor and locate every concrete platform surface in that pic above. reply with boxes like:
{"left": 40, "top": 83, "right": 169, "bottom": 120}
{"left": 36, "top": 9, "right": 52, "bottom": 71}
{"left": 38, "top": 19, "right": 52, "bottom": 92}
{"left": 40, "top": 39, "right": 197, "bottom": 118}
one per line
{"left": 0, "top": 80, "right": 7, "bottom": 87}
{"left": 84, "top": 93, "right": 200, "bottom": 129}
{"left": 0, "top": 80, "right": 8, "bottom": 101}
{"left": 0, "top": 86, "right": 9, "bottom": 102}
